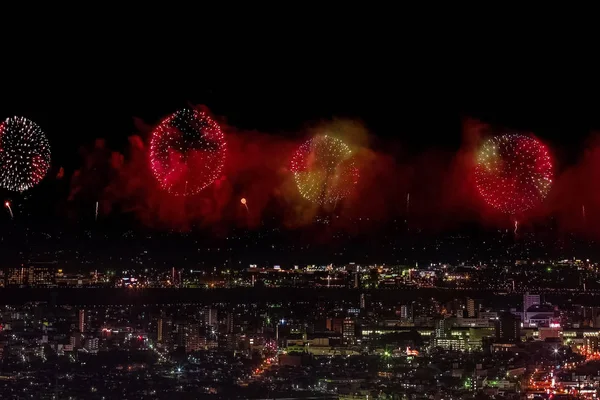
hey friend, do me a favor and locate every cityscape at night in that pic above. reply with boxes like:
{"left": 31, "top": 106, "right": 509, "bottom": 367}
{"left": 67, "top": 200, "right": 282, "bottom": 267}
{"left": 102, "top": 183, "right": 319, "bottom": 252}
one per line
{"left": 5, "top": 41, "right": 600, "bottom": 399}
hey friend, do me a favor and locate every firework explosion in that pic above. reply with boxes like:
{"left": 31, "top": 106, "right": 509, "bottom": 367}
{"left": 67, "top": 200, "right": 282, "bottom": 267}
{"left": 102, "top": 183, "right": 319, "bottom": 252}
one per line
{"left": 475, "top": 134, "right": 553, "bottom": 215}
{"left": 0, "top": 116, "right": 51, "bottom": 192}
{"left": 150, "top": 109, "right": 226, "bottom": 196}
{"left": 290, "top": 135, "right": 359, "bottom": 204}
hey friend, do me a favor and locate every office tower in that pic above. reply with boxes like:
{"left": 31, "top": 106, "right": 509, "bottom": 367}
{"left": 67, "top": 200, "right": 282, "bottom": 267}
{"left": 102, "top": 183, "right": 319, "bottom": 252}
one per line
{"left": 467, "top": 298, "right": 476, "bottom": 318}
{"left": 343, "top": 317, "right": 355, "bottom": 340}
{"left": 226, "top": 312, "right": 234, "bottom": 334}
{"left": 204, "top": 308, "right": 218, "bottom": 327}
{"left": 78, "top": 309, "right": 85, "bottom": 332}
{"left": 185, "top": 323, "right": 202, "bottom": 353}
{"left": 157, "top": 318, "right": 163, "bottom": 342}
{"left": 496, "top": 312, "right": 520, "bottom": 342}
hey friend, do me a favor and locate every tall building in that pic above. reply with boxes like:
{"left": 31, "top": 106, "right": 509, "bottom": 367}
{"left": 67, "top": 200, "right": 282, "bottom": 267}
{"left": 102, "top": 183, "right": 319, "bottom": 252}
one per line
{"left": 84, "top": 337, "right": 99, "bottom": 353}
{"left": 496, "top": 312, "right": 520, "bottom": 342}
{"left": 584, "top": 337, "right": 599, "bottom": 354}
{"left": 204, "top": 308, "right": 218, "bottom": 327}
{"left": 343, "top": 318, "right": 355, "bottom": 341}
{"left": 157, "top": 318, "right": 163, "bottom": 342}
{"left": 78, "top": 309, "right": 85, "bottom": 332}
{"left": 523, "top": 293, "right": 540, "bottom": 315}
{"left": 360, "top": 293, "right": 366, "bottom": 310}
{"left": 435, "top": 317, "right": 453, "bottom": 338}
{"left": 466, "top": 298, "right": 476, "bottom": 318}
{"left": 185, "top": 323, "right": 203, "bottom": 352}
{"left": 226, "top": 312, "right": 234, "bottom": 334}
{"left": 326, "top": 317, "right": 344, "bottom": 334}
{"left": 70, "top": 333, "right": 82, "bottom": 348}
{"left": 400, "top": 304, "right": 413, "bottom": 320}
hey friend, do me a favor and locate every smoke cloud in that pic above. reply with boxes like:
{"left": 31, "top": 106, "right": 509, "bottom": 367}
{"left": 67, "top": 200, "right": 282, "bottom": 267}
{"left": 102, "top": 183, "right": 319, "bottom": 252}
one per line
{"left": 66, "top": 109, "right": 598, "bottom": 239}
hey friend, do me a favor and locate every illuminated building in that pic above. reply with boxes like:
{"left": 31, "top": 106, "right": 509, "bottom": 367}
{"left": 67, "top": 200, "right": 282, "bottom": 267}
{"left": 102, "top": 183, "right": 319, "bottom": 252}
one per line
{"left": 583, "top": 337, "right": 599, "bottom": 354}
{"left": 5, "top": 267, "right": 26, "bottom": 286}
{"left": 84, "top": 337, "right": 99, "bottom": 353}
{"left": 400, "top": 304, "right": 413, "bottom": 320}
{"left": 467, "top": 298, "right": 476, "bottom": 318}
{"left": 432, "top": 337, "right": 467, "bottom": 351}
{"left": 204, "top": 308, "right": 218, "bottom": 328}
{"left": 78, "top": 309, "right": 85, "bottom": 332}
{"left": 525, "top": 304, "right": 556, "bottom": 327}
{"left": 185, "top": 323, "right": 203, "bottom": 352}
{"left": 27, "top": 263, "right": 57, "bottom": 286}
{"left": 523, "top": 292, "right": 540, "bottom": 316}
{"left": 157, "top": 318, "right": 163, "bottom": 342}
{"left": 343, "top": 318, "right": 355, "bottom": 341}
{"left": 226, "top": 312, "right": 234, "bottom": 334}
{"left": 326, "top": 318, "right": 344, "bottom": 334}
{"left": 4, "top": 263, "right": 57, "bottom": 287}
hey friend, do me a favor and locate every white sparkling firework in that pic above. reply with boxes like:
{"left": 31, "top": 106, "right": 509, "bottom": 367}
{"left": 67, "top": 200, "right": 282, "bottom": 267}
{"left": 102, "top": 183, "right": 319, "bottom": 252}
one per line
{"left": 0, "top": 116, "right": 51, "bottom": 192}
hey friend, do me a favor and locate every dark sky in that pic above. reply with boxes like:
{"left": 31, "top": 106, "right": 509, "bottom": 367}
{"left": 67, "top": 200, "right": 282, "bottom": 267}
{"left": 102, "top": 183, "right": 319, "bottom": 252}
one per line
{"left": 3, "top": 70, "right": 600, "bottom": 169}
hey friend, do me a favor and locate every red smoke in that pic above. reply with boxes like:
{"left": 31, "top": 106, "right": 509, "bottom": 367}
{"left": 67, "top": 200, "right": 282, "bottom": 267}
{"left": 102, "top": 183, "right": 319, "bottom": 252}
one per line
{"left": 537, "top": 133, "right": 600, "bottom": 238}
{"left": 66, "top": 111, "right": 493, "bottom": 233}
{"left": 67, "top": 109, "right": 599, "bottom": 239}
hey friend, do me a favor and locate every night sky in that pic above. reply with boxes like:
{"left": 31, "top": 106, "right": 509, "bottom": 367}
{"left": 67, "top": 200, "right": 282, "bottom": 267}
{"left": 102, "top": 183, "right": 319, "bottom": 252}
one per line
{"left": 2, "top": 57, "right": 600, "bottom": 236}
{"left": 0, "top": 82, "right": 588, "bottom": 161}
{"left": 1, "top": 31, "right": 600, "bottom": 269}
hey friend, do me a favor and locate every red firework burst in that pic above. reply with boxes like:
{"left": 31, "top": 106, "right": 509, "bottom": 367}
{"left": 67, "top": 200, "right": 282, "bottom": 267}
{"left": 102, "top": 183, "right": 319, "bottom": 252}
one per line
{"left": 474, "top": 134, "right": 553, "bottom": 215}
{"left": 150, "top": 109, "right": 226, "bottom": 196}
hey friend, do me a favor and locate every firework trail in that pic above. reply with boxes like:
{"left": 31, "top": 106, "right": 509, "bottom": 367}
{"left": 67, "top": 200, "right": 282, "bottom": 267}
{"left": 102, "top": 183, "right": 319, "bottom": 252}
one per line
{"left": 95, "top": 201, "right": 99, "bottom": 221}
{"left": 406, "top": 193, "right": 410, "bottom": 214}
{"left": 4, "top": 201, "right": 13, "bottom": 219}
{"left": 514, "top": 220, "right": 518, "bottom": 235}
{"left": 582, "top": 204, "right": 586, "bottom": 223}
{"left": 241, "top": 198, "right": 249, "bottom": 212}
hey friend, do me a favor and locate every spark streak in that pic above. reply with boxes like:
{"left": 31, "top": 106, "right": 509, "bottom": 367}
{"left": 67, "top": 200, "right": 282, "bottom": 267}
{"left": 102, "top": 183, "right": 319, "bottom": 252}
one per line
{"left": 4, "top": 201, "right": 13, "bottom": 219}
{"left": 95, "top": 201, "right": 99, "bottom": 221}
